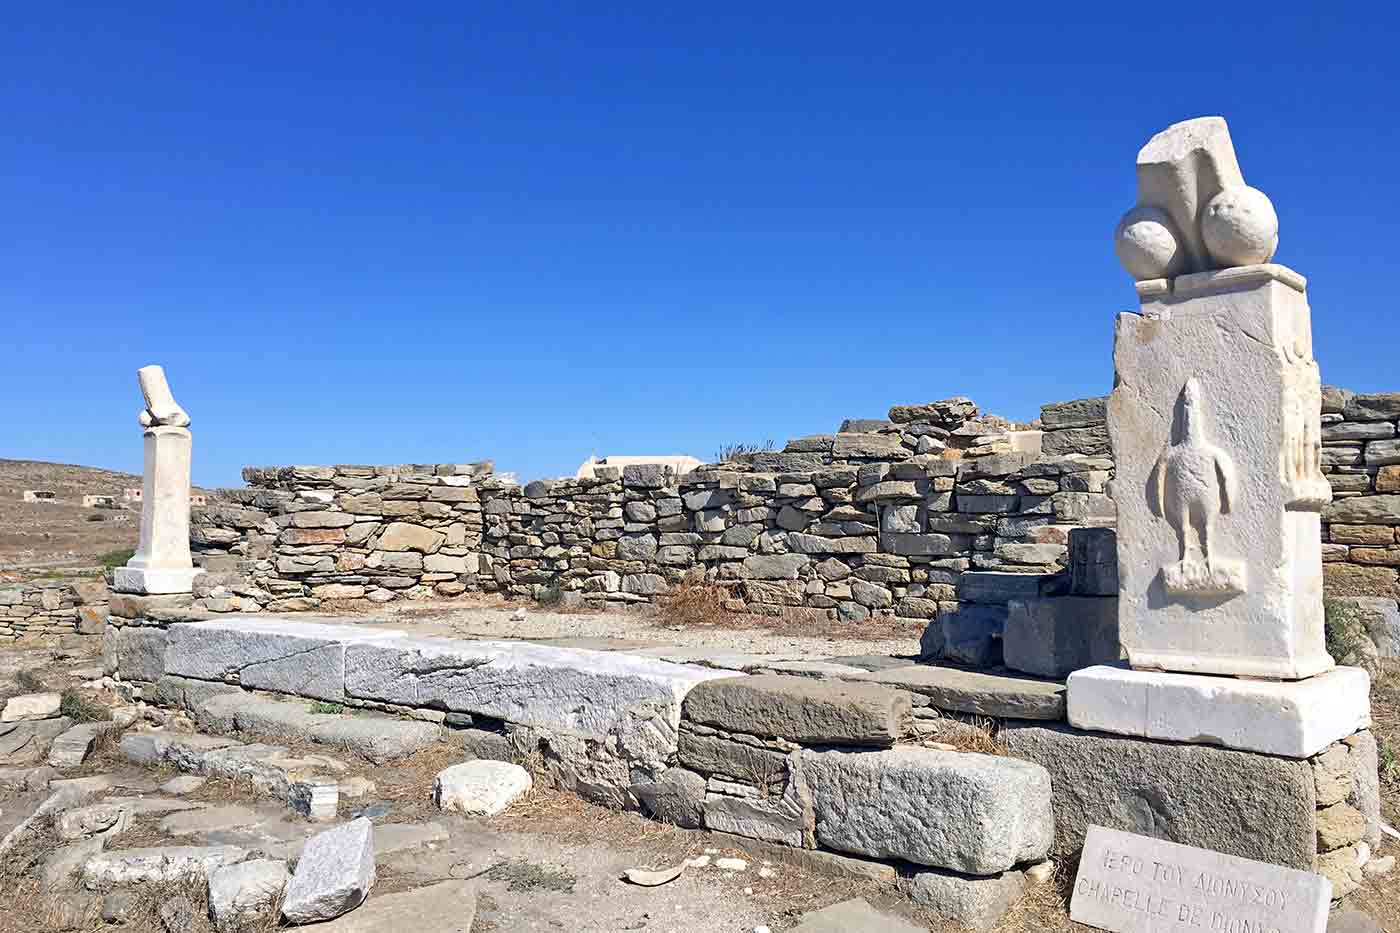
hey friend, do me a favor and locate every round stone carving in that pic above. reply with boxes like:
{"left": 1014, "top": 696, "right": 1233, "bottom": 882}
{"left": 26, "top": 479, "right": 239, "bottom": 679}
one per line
{"left": 1202, "top": 185, "right": 1278, "bottom": 267}
{"left": 1114, "top": 206, "right": 1181, "bottom": 280}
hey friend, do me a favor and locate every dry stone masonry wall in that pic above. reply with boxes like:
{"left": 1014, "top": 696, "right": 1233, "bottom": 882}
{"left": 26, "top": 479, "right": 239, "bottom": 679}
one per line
{"left": 0, "top": 580, "right": 108, "bottom": 643}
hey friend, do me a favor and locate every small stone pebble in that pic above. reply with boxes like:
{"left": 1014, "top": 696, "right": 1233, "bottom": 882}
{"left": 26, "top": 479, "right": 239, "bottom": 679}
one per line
{"left": 686, "top": 855, "right": 711, "bottom": 868}
{"left": 757, "top": 867, "right": 773, "bottom": 879}
{"left": 715, "top": 857, "right": 747, "bottom": 872}
{"left": 1026, "top": 861, "right": 1056, "bottom": 884}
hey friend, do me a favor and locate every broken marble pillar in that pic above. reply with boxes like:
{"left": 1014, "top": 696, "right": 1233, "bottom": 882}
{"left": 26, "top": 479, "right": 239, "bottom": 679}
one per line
{"left": 1108, "top": 263, "right": 1332, "bottom": 679}
{"left": 114, "top": 365, "right": 203, "bottom": 595}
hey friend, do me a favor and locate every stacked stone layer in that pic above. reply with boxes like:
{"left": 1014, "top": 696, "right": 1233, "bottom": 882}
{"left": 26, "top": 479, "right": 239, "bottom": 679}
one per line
{"left": 0, "top": 580, "right": 108, "bottom": 642}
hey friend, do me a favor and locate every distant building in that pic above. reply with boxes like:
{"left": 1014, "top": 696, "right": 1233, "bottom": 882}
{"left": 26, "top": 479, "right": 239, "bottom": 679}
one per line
{"left": 123, "top": 488, "right": 143, "bottom": 502}
{"left": 190, "top": 494, "right": 208, "bottom": 506}
{"left": 82, "top": 494, "right": 117, "bottom": 508}
{"left": 575, "top": 455, "right": 703, "bottom": 480}
{"left": 22, "top": 490, "right": 57, "bottom": 503}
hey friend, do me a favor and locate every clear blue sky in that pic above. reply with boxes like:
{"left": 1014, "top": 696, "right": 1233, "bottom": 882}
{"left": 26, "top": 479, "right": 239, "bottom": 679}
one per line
{"left": 4, "top": 4, "right": 1397, "bottom": 487}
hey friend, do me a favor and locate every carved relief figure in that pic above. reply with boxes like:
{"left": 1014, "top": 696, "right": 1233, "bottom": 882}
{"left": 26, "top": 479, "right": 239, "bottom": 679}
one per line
{"left": 1149, "top": 378, "right": 1247, "bottom": 597}
{"left": 1280, "top": 338, "right": 1331, "bottom": 511}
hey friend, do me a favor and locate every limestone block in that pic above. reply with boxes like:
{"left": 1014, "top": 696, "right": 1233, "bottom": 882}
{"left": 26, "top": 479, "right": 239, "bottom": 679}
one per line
{"left": 281, "top": 818, "right": 375, "bottom": 924}
{"left": 1003, "top": 596, "right": 1121, "bottom": 678}
{"left": 81, "top": 845, "right": 249, "bottom": 888}
{"left": 632, "top": 766, "right": 705, "bottom": 829}
{"left": 940, "top": 603, "right": 1006, "bottom": 667}
{"left": 1, "top": 692, "right": 61, "bottom": 722}
{"left": 677, "top": 729, "right": 790, "bottom": 786}
{"left": 433, "top": 760, "right": 531, "bottom": 816}
{"left": 1068, "top": 527, "right": 1118, "bottom": 596}
{"left": 848, "top": 665, "right": 1065, "bottom": 720}
{"left": 289, "top": 880, "right": 477, "bottom": 932}
{"left": 898, "top": 867, "right": 1024, "bottom": 932}
{"left": 0, "top": 717, "right": 74, "bottom": 765}
{"left": 957, "top": 572, "right": 1049, "bottom": 604}
{"left": 702, "top": 759, "right": 811, "bottom": 848}
{"left": 111, "top": 625, "right": 167, "bottom": 682}
{"left": 800, "top": 747, "right": 1053, "bottom": 873}
{"left": 682, "top": 674, "right": 909, "bottom": 746}
{"left": 1109, "top": 267, "right": 1332, "bottom": 679}
{"left": 1002, "top": 721, "right": 1317, "bottom": 869}
{"left": 344, "top": 631, "right": 735, "bottom": 752}
{"left": 208, "top": 859, "right": 290, "bottom": 931}
{"left": 1066, "top": 664, "right": 1370, "bottom": 758}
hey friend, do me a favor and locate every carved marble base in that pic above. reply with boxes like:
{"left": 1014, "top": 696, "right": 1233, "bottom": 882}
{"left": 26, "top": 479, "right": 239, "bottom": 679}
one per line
{"left": 113, "top": 566, "right": 204, "bottom": 595}
{"left": 1066, "top": 663, "right": 1371, "bottom": 759}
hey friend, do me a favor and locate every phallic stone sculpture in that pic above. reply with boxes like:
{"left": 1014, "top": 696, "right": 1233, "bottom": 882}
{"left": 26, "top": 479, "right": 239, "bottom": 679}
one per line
{"left": 1149, "top": 378, "right": 1245, "bottom": 597}
{"left": 1114, "top": 116, "right": 1279, "bottom": 281}
{"left": 113, "top": 365, "right": 203, "bottom": 595}
{"left": 1067, "top": 116, "right": 1371, "bottom": 759}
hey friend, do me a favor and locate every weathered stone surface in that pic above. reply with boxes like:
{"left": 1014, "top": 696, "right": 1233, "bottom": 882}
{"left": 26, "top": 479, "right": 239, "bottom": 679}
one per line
{"left": 56, "top": 802, "right": 133, "bottom": 841}
{"left": 281, "top": 818, "right": 375, "bottom": 924}
{"left": 939, "top": 603, "right": 1008, "bottom": 667}
{"left": 198, "top": 693, "right": 440, "bottom": 764}
{"left": 889, "top": 398, "right": 977, "bottom": 427}
{"left": 676, "top": 729, "right": 789, "bottom": 785}
{"left": 208, "top": 859, "right": 290, "bottom": 931}
{"left": 1344, "top": 731, "right": 1381, "bottom": 848}
{"left": 0, "top": 716, "right": 73, "bottom": 765}
{"left": 1343, "top": 392, "right": 1400, "bottom": 422}
{"left": 1041, "top": 424, "right": 1111, "bottom": 457}
{"left": 702, "top": 766, "right": 811, "bottom": 848}
{"left": 899, "top": 866, "right": 1024, "bottom": 932}
{"left": 1316, "top": 802, "right": 1366, "bottom": 852}
{"left": 958, "top": 572, "right": 1049, "bottom": 604}
{"left": 801, "top": 747, "right": 1053, "bottom": 873}
{"left": 374, "top": 522, "right": 444, "bottom": 553}
{"left": 1003, "top": 597, "right": 1121, "bottom": 678}
{"left": 1068, "top": 527, "right": 1118, "bottom": 596}
{"left": 297, "top": 880, "right": 477, "bottom": 932}
{"left": 790, "top": 897, "right": 924, "bottom": 933}
{"left": 433, "top": 760, "right": 532, "bottom": 816}
{"left": 849, "top": 665, "right": 1065, "bottom": 719}
{"left": 1, "top": 692, "right": 61, "bottom": 722}
{"left": 1325, "top": 494, "right": 1400, "bottom": 525}
{"left": 633, "top": 766, "right": 705, "bottom": 829}
{"left": 81, "top": 845, "right": 249, "bottom": 888}
{"left": 1332, "top": 597, "right": 1400, "bottom": 657}
{"left": 740, "top": 554, "right": 809, "bottom": 580}
{"left": 1002, "top": 721, "right": 1317, "bottom": 868}
{"left": 682, "top": 674, "right": 909, "bottom": 746}
{"left": 48, "top": 722, "right": 116, "bottom": 768}
{"left": 1041, "top": 397, "right": 1107, "bottom": 430}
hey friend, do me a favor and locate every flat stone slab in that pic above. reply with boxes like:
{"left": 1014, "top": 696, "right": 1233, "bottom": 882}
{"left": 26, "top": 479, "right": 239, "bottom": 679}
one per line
{"left": 790, "top": 897, "right": 924, "bottom": 933}
{"left": 198, "top": 693, "right": 440, "bottom": 764}
{"left": 800, "top": 746, "right": 1053, "bottom": 874}
{"left": 682, "top": 673, "right": 910, "bottom": 746}
{"left": 297, "top": 879, "right": 477, "bottom": 931}
{"left": 1067, "top": 664, "right": 1372, "bottom": 758}
{"left": 1071, "top": 825, "right": 1330, "bottom": 933}
{"left": 0, "top": 717, "right": 74, "bottom": 766}
{"left": 208, "top": 858, "right": 291, "bottom": 930}
{"left": 846, "top": 665, "right": 1065, "bottom": 720}
{"left": 2, "top": 692, "right": 62, "bottom": 722}
{"left": 48, "top": 722, "right": 116, "bottom": 768}
{"left": 81, "top": 845, "right": 249, "bottom": 887}
{"left": 1002, "top": 722, "right": 1318, "bottom": 869}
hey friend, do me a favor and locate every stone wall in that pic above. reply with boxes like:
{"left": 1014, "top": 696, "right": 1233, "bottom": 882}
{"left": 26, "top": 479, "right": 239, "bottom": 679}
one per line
{"left": 0, "top": 579, "right": 108, "bottom": 643}
{"left": 1319, "top": 389, "right": 1400, "bottom": 600}
{"left": 190, "top": 398, "right": 1121, "bottom": 667}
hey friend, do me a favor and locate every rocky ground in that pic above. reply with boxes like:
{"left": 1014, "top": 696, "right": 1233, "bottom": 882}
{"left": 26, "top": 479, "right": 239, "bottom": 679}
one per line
{"left": 1, "top": 635, "right": 1396, "bottom": 933}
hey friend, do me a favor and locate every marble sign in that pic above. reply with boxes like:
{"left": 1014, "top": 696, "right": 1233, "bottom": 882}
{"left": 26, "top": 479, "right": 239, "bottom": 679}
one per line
{"left": 1071, "top": 825, "right": 1330, "bottom": 933}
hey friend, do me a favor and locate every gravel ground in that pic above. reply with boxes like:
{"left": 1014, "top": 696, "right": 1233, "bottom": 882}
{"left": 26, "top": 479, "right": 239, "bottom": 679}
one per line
{"left": 378, "top": 602, "right": 923, "bottom": 661}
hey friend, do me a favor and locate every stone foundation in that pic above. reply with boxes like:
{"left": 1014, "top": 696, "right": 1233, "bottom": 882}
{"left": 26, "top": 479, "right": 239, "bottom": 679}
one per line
{"left": 0, "top": 580, "right": 108, "bottom": 642}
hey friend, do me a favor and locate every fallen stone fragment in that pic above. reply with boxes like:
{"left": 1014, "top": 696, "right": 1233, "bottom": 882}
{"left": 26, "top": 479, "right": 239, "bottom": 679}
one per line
{"left": 159, "top": 803, "right": 263, "bottom": 836}
{"left": 1, "top": 692, "right": 62, "bottom": 722}
{"left": 291, "top": 778, "right": 340, "bottom": 821}
{"left": 715, "top": 857, "right": 747, "bottom": 871}
{"left": 81, "top": 845, "right": 249, "bottom": 888}
{"left": 0, "top": 716, "right": 74, "bottom": 765}
{"left": 281, "top": 817, "right": 376, "bottom": 924}
{"left": 623, "top": 863, "right": 685, "bottom": 886}
{"left": 433, "top": 760, "right": 532, "bottom": 816}
{"left": 289, "top": 879, "right": 477, "bottom": 931}
{"left": 208, "top": 859, "right": 291, "bottom": 931}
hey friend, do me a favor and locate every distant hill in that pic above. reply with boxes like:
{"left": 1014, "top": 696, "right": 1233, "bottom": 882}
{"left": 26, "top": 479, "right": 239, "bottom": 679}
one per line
{"left": 0, "top": 459, "right": 208, "bottom": 577}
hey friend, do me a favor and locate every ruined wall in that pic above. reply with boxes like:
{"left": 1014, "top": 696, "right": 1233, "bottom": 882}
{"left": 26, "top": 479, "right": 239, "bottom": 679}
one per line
{"left": 1318, "top": 388, "right": 1400, "bottom": 601}
{"left": 0, "top": 579, "right": 108, "bottom": 642}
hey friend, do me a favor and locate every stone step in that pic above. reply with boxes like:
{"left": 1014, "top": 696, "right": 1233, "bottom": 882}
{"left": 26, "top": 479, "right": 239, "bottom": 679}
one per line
{"left": 196, "top": 692, "right": 440, "bottom": 764}
{"left": 844, "top": 665, "right": 1065, "bottom": 720}
{"left": 681, "top": 673, "right": 910, "bottom": 746}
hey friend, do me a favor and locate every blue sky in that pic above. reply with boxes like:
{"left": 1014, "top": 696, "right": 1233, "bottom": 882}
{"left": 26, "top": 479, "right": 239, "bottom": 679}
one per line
{"left": 4, "top": 4, "right": 1398, "bottom": 487}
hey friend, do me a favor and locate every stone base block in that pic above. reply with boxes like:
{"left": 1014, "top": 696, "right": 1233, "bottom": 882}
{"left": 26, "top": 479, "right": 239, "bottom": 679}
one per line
{"left": 1066, "top": 663, "right": 1370, "bottom": 758}
{"left": 113, "top": 567, "right": 204, "bottom": 596}
{"left": 1003, "top": 596, "right": 1121, "bottom": 678}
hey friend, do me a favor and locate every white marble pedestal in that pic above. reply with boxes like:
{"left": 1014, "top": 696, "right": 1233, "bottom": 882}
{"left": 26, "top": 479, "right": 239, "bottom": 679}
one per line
{"left": 115, "top": 423, "right": 203, "bottom": 596}
{"left": 1066, "top": 663, "right": 1371, "bottom": 758}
